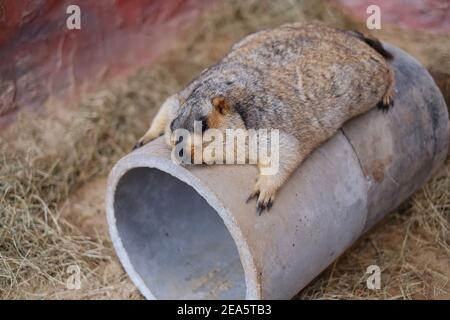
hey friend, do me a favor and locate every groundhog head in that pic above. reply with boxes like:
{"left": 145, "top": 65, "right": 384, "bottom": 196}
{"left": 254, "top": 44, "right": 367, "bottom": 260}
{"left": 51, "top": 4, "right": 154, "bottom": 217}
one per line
{"left": 167, "top": 86, "right": 246, "bottom": 163}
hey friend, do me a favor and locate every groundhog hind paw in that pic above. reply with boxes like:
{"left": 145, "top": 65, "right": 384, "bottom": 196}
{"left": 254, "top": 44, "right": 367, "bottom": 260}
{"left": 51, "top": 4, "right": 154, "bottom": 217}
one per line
{"left": 377, "top": 97, "right": 394, "bottom": 113}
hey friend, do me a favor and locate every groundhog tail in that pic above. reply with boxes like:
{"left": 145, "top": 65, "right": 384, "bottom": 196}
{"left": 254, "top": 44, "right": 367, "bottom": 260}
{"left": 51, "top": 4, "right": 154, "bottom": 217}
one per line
{"left": 348, "top": 30, "right": 393, "bottom": 60}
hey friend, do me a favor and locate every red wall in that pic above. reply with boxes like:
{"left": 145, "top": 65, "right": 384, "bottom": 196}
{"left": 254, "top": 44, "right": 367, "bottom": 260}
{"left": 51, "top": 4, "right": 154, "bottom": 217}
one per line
{"left": 0, "top": 0, "right": 211, "bottom": 126}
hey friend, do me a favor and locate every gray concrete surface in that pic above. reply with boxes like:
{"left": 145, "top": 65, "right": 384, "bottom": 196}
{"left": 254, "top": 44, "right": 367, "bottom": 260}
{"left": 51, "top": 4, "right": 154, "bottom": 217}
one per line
{"left": 105, "top": 44, "right": 449, "bottom": 299}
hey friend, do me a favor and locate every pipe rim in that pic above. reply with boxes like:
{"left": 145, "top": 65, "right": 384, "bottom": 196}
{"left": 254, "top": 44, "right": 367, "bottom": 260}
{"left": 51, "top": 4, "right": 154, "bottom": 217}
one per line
{"left": 105, "top": 152, "right": 261, "bottom": 299}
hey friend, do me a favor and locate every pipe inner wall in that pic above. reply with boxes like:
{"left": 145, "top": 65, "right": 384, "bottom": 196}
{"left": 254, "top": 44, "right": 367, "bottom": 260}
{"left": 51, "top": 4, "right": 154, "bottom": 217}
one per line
{"left": 113, "top": 167, "right": 246, "bottom": 299}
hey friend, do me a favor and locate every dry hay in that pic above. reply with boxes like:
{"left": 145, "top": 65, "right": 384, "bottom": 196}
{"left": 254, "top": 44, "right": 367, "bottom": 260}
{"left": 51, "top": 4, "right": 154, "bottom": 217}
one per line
{"left": 0, "top": 0, "right": 448, "bottom": 299}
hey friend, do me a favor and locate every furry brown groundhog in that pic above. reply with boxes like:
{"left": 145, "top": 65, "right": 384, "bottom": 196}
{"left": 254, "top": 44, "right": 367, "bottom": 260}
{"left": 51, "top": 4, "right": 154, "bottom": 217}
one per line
{"left": 134, "top": 22, "right": 395, "bottom": 215}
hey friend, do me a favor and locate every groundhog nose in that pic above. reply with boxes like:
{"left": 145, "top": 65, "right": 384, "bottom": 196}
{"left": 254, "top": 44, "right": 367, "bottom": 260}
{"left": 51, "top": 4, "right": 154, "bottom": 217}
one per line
{"left": 175, "top": 136, "right": 184, "bottom": 158}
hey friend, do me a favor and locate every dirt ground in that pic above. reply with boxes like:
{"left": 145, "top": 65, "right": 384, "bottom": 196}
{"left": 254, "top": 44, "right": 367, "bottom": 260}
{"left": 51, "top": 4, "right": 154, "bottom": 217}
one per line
{"left": 1, "top": 0, "right": 449, "bottom": 299}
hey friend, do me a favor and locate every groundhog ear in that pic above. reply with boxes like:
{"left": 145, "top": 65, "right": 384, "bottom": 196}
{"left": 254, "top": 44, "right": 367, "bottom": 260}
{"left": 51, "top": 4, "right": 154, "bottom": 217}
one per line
{"left": 211, "top": 95, "right": 229, "bottom": 115}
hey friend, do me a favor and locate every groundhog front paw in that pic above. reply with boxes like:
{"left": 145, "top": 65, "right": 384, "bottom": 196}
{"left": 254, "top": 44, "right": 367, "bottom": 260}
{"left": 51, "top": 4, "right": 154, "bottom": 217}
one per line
{"left": 132, "top": 131, "right": 163, "bottom": 151}
{"left": 133, "top": 139, "right": 144, "bottom": 150}
{"left": 246, "top": 176, "right": 278, "bottom": 215}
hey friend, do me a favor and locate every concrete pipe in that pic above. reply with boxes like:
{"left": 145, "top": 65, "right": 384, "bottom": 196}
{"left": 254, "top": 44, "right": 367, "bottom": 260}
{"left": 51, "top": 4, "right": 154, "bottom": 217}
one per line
{"left": 105, "top": 44, "right": 449, "bottom": 299}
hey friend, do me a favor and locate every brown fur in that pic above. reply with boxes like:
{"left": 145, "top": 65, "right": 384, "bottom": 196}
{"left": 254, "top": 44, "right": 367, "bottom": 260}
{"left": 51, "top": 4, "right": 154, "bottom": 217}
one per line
{"left": 207, "top": 108, "right": 226, "bottom": 129}
{"left": 136, "top": 23, "right": 396, "bottom": 214}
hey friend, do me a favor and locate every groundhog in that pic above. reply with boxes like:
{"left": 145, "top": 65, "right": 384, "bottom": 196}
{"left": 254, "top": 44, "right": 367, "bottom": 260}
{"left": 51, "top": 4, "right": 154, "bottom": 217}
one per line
{"left": 134, "top": 22, "right": 395, "bottom": 215}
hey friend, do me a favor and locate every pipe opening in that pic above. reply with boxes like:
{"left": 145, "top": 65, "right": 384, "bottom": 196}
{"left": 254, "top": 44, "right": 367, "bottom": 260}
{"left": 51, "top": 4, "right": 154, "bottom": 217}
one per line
{"left": 113, "top": 167, "right": 246, "bottom": 299}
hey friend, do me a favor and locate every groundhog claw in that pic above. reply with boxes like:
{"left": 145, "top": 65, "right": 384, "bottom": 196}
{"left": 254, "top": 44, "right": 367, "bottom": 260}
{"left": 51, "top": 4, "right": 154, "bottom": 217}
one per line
{"left": 246, "top": 191, "right": 260, "bottom": 204}
{"left": 132, "top": 140, "right": 144, "bottom": 151}
{"left": 256, "top": 196, "right": 274, "bottom": 215}
{"left": 246, "top": 178, "right": 277, "bottom": 215}
{"left": 256, "top": 204, "right": 265, "bottom": 216}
